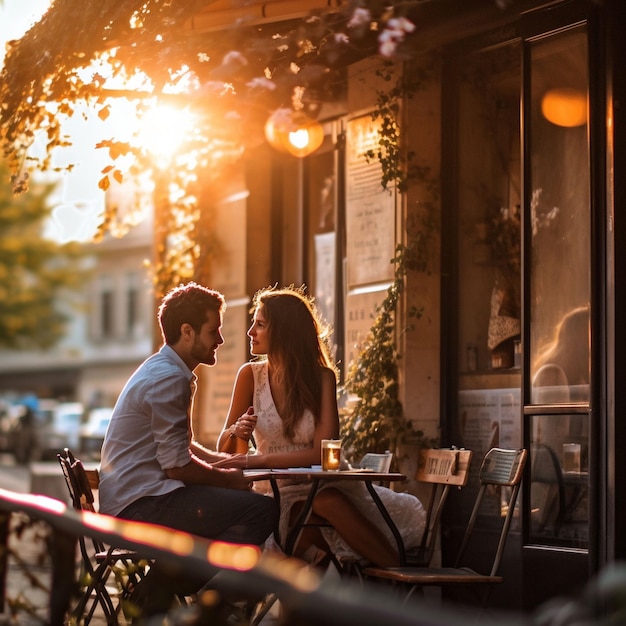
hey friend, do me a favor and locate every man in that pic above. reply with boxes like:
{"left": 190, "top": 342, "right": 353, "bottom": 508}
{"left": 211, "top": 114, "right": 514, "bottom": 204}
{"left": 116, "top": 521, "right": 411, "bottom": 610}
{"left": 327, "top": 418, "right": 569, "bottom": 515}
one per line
{"left": 99, "top": 282, "right": 278, "bottom": 616}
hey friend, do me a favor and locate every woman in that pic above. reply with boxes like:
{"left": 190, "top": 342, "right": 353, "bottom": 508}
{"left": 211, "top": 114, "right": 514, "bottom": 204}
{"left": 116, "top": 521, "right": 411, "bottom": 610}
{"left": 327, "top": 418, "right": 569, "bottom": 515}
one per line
{"left": 216, "top": 285, "right": 425, "bottom": 568}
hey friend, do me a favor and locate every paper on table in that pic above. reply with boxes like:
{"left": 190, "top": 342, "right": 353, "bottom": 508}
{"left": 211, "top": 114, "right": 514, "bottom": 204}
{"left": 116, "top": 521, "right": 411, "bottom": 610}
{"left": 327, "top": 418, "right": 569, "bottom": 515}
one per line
{"left": 359, "top": 452, "right": 393, "bottom": 472}
{"left": 271, "top": 466, "right": 375, "bottom": 474}
{"left": 271, "top": 467, "right": 324, "bottom": 473}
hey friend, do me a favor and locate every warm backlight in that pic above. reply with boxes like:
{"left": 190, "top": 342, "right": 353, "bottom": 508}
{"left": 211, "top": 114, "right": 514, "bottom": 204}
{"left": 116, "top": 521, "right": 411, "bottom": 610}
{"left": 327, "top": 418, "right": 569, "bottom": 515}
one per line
{"left": 135, "top": 103, "right": 196, "bottom": 165}
{"left": 541, "top": 88, "right": 587, "bottom": 128}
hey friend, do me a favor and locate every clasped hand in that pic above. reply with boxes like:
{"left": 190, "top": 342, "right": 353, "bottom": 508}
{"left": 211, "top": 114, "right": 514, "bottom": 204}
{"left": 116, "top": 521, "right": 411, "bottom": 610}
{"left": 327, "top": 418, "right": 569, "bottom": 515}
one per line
{"left": 232, "top": 409, "right": 257, "bottom": 440}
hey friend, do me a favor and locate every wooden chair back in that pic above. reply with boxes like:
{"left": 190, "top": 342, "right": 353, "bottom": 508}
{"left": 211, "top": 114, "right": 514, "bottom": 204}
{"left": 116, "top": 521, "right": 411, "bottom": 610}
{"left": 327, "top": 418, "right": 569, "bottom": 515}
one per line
{"left": 416, "top": 448, "right": 472, "bottom": 485}
{"left": 58, "top": 448, "right": 98, "bottom": 514}
{"left": 411, "top": 448, "right": 472, "bottom": 566}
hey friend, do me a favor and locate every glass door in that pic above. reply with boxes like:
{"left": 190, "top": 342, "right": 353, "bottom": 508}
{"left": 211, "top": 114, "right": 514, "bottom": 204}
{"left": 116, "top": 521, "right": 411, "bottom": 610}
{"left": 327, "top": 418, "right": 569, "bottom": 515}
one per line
{"left": 525, "top": 26, "right": 590, "bottom": 549}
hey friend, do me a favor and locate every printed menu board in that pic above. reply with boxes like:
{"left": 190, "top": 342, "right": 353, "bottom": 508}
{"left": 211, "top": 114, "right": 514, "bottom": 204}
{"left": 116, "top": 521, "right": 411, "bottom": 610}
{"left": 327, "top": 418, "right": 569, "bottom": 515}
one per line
{"left": 343, "top": 286, "right": 389, "bottom": 380}
{"left": 346, "top": 115, "right": 396, "bottom": 288}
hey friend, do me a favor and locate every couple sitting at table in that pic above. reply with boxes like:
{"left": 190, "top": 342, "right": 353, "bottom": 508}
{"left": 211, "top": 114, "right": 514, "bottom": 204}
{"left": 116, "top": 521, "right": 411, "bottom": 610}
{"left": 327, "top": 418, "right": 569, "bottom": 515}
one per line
{"left": 214, "top": 286, "right": 426, "bottom": 569}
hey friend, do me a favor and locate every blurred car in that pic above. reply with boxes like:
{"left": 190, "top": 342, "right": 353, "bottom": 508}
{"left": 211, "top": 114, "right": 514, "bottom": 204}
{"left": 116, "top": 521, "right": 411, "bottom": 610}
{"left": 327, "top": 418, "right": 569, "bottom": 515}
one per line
{"left": 0, "top": 397, "right": 58, "bottom": 464}
{"left": 0, "top": 400, "right": 14, "bottom": 452}
{"left": 79, "top": 407, "right": 114, "bottom": 459}
{"left": 9, "top": 404, "right": 43, "bottom": 464}
{"left": 0, "top": 401, "right": 28, "bottom": 460}
{"left": 38, "top": 401, "right": 84, "bottom": 460}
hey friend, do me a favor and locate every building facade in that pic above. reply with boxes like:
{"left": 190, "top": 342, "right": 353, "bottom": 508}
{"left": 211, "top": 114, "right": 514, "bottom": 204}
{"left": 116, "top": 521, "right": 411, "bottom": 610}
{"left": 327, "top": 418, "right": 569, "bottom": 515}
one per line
{"left": 1, "top": 0, "right": 624, "bottom": 614}
{"left": 195, "top": 0, "right": 624, "bottom": 611}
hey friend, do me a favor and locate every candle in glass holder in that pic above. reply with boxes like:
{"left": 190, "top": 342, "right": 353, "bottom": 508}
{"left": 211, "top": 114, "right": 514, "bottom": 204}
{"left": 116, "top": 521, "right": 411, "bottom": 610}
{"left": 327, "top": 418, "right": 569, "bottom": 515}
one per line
{"left": 321, "top": 439, "right": 342, "bottom": 471}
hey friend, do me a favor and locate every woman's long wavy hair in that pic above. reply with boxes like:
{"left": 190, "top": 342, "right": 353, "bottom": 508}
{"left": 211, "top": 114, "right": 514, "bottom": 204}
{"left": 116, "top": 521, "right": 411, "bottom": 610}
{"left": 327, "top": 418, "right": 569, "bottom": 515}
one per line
{"left": 252, "top": 286, "right": 338, "bottom": 440}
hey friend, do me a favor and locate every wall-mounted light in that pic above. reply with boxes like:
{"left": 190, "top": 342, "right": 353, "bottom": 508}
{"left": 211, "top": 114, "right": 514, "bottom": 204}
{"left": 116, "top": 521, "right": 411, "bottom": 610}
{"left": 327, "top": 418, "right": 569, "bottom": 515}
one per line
{"left": 264, "top": 107, "right": 324, "bottom": 157}
{"left": 541, "top": 88, "right": 587, "bottom": 128}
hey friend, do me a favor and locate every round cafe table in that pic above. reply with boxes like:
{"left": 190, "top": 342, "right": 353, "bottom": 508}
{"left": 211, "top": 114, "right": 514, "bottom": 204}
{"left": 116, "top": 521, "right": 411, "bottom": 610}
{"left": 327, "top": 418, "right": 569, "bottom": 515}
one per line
{"left": 244, "top": 467, "right": 408, "bottom": 565}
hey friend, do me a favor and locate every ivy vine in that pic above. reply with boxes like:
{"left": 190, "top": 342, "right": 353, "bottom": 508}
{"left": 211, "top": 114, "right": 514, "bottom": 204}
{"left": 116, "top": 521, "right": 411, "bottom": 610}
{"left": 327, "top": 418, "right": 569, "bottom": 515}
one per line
{"left": 341, "top": 207, "right": 438, "bottom": 464}
{"left": 365, "top": 57, "right": 436, "bottom": 192}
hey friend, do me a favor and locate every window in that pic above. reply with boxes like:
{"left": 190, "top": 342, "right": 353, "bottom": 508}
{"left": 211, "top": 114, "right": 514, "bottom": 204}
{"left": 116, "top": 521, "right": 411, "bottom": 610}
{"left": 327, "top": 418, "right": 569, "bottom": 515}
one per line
{"left": 126, "top": 271, "right": 139, "bottom": 338}
{"left": 99, "top": 275, "right": 114, "bottom": 339}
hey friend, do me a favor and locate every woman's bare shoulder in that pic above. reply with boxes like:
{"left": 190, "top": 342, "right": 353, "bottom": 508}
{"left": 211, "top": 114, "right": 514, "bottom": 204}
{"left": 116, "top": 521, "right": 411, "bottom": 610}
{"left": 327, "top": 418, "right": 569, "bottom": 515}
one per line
{"left": 321, "top": 366, "right": 338, "bottom": 384}
{"left": 238, "top": 360, "right": 268, "bottom": 380}
{"left": 238, "top": 360, "right": 264, "bottom": 372}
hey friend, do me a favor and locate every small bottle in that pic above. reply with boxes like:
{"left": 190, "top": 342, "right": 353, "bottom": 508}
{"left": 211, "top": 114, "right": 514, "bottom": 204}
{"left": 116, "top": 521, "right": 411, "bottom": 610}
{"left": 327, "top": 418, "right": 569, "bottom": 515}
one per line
{"left": 467, "top": 344, "right": 478, "bottom": 372}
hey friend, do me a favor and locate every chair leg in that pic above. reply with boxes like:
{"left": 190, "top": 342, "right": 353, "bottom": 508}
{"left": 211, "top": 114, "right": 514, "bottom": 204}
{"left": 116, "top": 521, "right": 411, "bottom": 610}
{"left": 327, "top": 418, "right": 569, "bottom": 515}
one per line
{"left": 403, "top": 583, "right": 425, "bottom": 605}
{"left": 249, "top": 593, "right": 278, "bottom": 626}
{"left": 72, "top": 559, "right": 118, "bottom": 626}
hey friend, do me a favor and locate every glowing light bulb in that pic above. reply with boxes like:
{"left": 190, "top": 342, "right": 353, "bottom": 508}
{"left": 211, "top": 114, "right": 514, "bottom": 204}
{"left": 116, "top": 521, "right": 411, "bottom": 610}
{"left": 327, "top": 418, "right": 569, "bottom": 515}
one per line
{"left": 265, "top": 108, "right": 324, "bottom": 157}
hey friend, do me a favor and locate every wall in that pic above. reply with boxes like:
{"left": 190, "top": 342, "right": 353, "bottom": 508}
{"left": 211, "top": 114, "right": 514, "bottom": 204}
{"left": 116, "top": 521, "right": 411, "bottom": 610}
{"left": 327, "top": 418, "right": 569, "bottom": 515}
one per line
{"left": 401, "top": 54, "right": 443, "bottom": 449}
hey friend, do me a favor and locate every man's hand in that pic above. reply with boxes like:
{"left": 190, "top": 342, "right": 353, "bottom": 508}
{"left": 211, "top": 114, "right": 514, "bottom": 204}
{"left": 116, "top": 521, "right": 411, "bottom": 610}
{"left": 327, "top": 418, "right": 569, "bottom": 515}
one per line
{"left": 210, "top": 453, "right": 247, "bottom": 469}
{"left": 166, "top": 459, "right": 252, "bottom": 490}
{"left": 214, "top": 466, "right": 253, "bottom": 490}
{"left": 190, "top": 439, "right": 233, "bottom": 463}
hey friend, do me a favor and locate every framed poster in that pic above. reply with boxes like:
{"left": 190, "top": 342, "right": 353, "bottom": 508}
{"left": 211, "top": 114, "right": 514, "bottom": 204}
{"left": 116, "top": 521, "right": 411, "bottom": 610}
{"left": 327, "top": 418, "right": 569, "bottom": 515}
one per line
{"left": 345, "top": 115, "right": 396, "bottom": 288}
{"left": 343, "top": 286, "right": 389, "bottom": 380}
{"left": 314, "top": 231, "right": 336, "bottom": 326}
{"left": 213, "top": 190, "right": 248, "bottom": 297}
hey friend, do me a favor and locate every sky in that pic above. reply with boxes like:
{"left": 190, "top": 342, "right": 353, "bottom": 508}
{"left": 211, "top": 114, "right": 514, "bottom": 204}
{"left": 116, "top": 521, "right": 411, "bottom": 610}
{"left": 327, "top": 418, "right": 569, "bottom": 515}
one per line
{"left": 0, "top": 0, "right": 50, "bottom": 63}
{"left": 1, "top": 0, "right": 108, "bottom": 242}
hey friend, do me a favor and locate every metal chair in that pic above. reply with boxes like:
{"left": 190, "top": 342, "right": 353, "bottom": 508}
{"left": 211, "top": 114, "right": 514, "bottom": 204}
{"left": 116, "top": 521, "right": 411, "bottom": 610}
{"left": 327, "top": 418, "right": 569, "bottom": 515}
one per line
{"left": 57, "top": 448, "right": 148, "bottom": 625}
{"left": 362, "top": 447, "right": 528, "bottom": 607}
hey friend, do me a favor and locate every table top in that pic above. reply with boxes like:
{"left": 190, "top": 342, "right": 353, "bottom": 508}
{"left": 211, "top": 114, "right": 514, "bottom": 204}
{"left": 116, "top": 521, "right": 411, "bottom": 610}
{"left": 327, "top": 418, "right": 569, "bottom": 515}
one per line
{"left": 243, "top": 468, "right": 407, "bottom": 482}
{"left": 562, "top": 470, "right": 589, "bottom": 484}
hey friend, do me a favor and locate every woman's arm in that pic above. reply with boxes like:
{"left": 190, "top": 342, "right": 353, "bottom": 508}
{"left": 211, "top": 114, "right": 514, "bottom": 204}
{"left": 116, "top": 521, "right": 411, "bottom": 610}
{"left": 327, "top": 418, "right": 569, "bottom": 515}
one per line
{"left": 216, "top": 363, "right": 255, "bottom": 451}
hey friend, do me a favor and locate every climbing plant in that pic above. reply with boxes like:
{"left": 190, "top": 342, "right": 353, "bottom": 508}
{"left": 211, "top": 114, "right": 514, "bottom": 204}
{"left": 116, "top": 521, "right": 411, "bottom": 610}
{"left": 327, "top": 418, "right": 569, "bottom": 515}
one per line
{"left": 340, "top": 56, "right": 439, "bottom": 463}
{"left": 364, "top": 57, "right": 436, "bottom": 192}
{"left": 341, "top": 200, "right": 439, "bottom": 463}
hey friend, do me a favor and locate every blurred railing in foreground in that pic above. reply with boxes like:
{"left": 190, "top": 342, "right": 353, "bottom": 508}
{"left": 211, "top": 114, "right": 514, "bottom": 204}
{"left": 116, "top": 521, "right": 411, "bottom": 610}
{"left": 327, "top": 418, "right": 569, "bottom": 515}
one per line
{"left": 0, "top": 486, "right": 624, "bottom": 626}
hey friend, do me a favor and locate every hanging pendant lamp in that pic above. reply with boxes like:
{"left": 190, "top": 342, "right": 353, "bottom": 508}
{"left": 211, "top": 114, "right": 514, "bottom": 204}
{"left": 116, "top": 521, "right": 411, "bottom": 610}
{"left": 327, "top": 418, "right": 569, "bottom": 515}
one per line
{"left": 265, "top": 108, "right": 324, "bottom": 157}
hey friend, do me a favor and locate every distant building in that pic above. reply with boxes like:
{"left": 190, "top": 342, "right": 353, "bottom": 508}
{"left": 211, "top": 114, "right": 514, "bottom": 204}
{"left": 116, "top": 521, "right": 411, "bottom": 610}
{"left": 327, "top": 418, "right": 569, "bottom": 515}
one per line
{"left": 0, "top": 198, "right": 154, "bottom": 408}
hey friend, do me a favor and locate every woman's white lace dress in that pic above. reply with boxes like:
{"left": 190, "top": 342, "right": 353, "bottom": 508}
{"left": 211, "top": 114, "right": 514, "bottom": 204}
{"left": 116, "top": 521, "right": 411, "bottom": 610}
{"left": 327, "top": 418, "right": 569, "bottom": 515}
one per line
{"left": 250, "top": 361, "right": 426, "bottom": 563}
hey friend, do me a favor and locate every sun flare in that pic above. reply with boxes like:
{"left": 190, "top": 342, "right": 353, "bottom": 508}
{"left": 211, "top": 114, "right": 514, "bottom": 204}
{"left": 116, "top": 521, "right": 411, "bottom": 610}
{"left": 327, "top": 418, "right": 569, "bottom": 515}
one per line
{"left": 108, "top": 98, "right": 197, "bottom": 168}
{"left": 136, "top": 103, "right": 196, "bottom": 164}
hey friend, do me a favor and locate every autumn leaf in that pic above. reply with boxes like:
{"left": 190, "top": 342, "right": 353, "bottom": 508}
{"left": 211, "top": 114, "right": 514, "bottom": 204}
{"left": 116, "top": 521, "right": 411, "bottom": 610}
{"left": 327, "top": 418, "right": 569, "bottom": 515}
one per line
{"left": 98, "top": 105, "right": 111, "bottom": 121}
{"left": 98, "top": 175, "right": 110, "bottom": 191}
